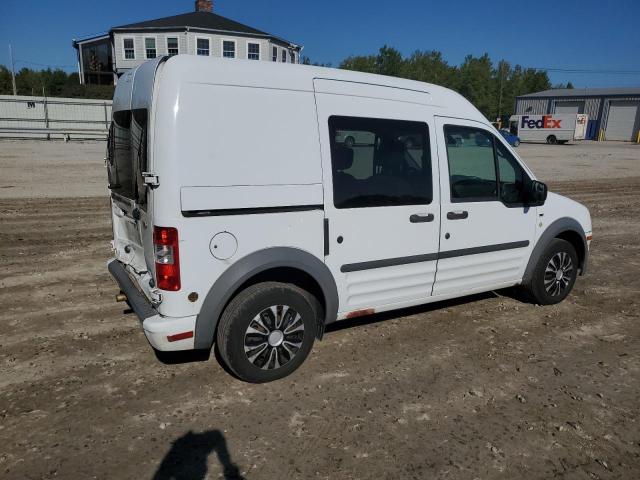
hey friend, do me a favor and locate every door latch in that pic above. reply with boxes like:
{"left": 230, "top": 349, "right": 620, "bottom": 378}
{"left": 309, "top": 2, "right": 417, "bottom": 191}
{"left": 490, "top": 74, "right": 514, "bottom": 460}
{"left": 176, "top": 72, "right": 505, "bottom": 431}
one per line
{"left": 142, "top": 172, "right": 159, "bottom": 188}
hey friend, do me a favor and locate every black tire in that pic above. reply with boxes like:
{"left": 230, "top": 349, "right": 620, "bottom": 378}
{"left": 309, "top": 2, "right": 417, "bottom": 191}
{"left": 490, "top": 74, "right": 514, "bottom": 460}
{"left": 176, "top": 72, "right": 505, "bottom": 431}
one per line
{"left": 547, "top": 135, "right": 557, "bottom": 145}
{"left": 344, "top": 136, "right": 355, "bottom": 148}
{"left": 216, "top": 282, "right": 319, "bottom": 383}
{"left": 513, "top": 140, "right": 520, "bottom": 147}
{"left": 523, "top": 238, "right": 578, "bottom": 305}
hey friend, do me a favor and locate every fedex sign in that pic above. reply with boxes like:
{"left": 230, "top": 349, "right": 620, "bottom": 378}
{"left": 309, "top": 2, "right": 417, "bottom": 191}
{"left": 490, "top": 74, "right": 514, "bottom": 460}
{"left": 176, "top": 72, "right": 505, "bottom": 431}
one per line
{"left": 521, "top": 115, "right": 562, "bottom": 129}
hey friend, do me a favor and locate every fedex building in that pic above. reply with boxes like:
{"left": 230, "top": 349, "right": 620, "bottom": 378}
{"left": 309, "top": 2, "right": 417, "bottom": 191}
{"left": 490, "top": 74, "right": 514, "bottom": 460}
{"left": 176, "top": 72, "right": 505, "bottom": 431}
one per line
{"left": 515, "top": 87, "right": 640, "bottom": 141}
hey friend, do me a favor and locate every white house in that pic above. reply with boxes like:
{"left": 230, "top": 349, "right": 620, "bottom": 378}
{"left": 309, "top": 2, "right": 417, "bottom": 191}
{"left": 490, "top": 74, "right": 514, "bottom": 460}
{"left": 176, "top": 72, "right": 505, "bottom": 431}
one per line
{"left": 72, "top": 0, "right": 302, "bottom": 85}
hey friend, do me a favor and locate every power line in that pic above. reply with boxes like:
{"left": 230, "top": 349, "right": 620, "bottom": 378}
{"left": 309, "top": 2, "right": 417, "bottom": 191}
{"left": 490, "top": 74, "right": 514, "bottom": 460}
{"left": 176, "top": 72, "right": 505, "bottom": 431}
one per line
{"left": 529, "top": 66, "right": 640, "bottom": 75}
{"left": 14, "top": 59, "right": 76, "bottom": 70}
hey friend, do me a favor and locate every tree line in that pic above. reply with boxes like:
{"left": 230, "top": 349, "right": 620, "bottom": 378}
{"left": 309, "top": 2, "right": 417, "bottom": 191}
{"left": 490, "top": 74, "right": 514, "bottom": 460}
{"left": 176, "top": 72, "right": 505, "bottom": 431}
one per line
{"left": 2, "top": 46, "right": 572, "bottom": 119}
{"left": 0, "top": 65, "right": 115, "bottom": 99}
{"left": 332, "top": 46, "right": 569, "bottom": 122}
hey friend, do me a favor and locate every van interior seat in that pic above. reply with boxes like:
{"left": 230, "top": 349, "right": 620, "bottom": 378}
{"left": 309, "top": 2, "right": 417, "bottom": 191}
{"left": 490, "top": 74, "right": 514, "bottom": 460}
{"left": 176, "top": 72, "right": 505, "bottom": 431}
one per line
{"left": 367, "top": 139, "right": 412, "bottom": 197}
{"left": 332, "top": 144, "right": 358, "bottom": 205}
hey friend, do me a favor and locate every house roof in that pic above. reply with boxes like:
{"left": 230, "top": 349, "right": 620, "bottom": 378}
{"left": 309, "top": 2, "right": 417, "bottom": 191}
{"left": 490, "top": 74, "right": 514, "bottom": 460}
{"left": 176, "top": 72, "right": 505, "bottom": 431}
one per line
{"left": 111, "top": 11, "right": 298, "bottom": 46}
{"left": 519, "top": 87, "right": 640, "bottom": 98}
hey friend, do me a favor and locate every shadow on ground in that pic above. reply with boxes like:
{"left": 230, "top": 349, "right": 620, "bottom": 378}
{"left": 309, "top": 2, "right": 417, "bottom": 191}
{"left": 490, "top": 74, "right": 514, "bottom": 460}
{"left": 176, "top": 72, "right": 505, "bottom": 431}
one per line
{"left": 153, "top": 430, "right": 245, "bottom": 480}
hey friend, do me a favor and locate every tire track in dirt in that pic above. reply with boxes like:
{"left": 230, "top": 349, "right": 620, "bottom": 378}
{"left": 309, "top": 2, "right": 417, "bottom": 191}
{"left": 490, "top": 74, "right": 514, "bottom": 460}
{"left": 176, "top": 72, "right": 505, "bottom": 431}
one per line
{"left": 1, "top": 176, "right": 640, "bottom": 479}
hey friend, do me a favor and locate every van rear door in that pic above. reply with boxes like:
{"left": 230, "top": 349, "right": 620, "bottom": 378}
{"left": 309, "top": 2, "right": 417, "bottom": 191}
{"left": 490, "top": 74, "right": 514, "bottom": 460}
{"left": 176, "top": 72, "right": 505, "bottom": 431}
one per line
{"left": 107, "top": 58, "right": 164, "bottom": 298}
{"left": 108, "top": 108, "right": 153, "bottom": 274}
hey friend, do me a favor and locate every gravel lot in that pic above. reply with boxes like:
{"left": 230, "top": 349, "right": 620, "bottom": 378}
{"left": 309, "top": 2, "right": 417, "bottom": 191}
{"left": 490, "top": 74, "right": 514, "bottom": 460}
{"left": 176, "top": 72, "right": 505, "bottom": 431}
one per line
{"left": 1, "top": 139, "right": 639, "bottom": 479}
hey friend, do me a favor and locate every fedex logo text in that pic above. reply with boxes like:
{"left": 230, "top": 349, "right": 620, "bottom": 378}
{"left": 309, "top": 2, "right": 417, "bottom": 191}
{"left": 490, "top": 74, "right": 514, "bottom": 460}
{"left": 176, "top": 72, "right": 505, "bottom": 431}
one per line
{"left": 521, "top": 115, "right": 562, "bottom": 129}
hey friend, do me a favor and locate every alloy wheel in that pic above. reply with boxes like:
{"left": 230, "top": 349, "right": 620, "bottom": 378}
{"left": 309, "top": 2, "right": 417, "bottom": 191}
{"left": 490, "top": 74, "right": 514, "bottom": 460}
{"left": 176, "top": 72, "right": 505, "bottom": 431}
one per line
{"left": 544, "top": 252, "right": 574, "bottom": 297}
{"left": 243, "top": 305, "right": 305, "bottom": 370}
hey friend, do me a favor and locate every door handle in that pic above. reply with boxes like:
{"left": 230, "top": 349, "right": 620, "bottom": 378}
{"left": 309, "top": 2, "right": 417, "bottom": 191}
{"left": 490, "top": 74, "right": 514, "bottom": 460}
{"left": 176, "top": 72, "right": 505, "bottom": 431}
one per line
{"left": 447, "top": 211, "right": 469, "bottom": 220}
{"left": 410, "top": 213, "right": 435, "bottom": 223}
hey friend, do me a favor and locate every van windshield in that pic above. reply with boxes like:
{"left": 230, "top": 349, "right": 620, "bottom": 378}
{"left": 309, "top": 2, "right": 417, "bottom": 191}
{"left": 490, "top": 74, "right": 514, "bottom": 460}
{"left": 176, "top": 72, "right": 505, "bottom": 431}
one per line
{"left": 107, "top": 109, "right": 148, "bottom": 206}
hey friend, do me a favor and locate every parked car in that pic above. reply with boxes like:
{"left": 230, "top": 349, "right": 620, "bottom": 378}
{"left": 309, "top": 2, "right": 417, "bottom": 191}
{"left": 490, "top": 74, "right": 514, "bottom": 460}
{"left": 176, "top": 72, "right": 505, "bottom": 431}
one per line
{"left": 335, "top": 130, "right": 374, "bottom": 147}
{"left": 107, "top": 56, "right": 592, "bottom": 383}
{"left": 499, "top": 129, "right": 521, "bottom": 147}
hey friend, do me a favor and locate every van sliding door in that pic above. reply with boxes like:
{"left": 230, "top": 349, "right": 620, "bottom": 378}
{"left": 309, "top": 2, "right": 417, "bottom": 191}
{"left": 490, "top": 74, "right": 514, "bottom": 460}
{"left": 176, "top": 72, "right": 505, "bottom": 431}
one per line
{"left": 314, "top": 79, "right": 441, "bottom": 317}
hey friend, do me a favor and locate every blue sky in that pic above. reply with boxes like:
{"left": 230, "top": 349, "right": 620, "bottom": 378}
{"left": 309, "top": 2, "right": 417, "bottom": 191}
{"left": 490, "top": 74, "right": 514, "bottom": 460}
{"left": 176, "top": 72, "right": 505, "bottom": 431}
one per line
{"left": 1, "top": 0, "right": 639, "bottom": 87}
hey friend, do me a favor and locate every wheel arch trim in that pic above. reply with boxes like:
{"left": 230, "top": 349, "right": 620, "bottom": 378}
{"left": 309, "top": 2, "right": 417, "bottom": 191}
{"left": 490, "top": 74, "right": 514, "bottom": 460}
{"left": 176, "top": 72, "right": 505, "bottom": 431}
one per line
{"left": 523, "top": 217, "right": 588, "bottom": 284}
{"left": 194, "top": 247, "right": 339, "bottom": 350}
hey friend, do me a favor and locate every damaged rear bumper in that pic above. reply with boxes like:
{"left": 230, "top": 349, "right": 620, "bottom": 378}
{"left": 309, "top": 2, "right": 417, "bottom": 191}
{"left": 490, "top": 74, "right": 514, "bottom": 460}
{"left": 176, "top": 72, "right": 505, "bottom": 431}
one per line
{"left": 107, "top": 259, "right": 196, "bottom": 352}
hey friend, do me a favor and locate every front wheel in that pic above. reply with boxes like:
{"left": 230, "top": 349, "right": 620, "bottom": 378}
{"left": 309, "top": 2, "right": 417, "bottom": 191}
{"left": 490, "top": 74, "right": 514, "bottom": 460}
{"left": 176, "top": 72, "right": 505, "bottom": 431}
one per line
{"left": 216, "top": 282, "right": 319, "bottom": 383}
{"left": 522, "top": 238, "right": 578, "bottom": 305}
{"left": 513, "top": 140, "right": 520, "bottom": 147}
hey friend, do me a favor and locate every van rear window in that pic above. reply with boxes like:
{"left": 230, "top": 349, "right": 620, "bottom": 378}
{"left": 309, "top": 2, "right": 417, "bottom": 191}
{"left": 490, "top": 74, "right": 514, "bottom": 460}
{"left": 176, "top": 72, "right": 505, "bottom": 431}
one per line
{"left": 107, "top": 109, "right": 148, "bottom": 205}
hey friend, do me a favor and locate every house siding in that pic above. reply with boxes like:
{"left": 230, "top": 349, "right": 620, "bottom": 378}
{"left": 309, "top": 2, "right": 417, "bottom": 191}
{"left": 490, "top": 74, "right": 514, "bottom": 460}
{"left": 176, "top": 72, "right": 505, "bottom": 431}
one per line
{"left": 112, "top": 30, "right": 297, "bottom": 74}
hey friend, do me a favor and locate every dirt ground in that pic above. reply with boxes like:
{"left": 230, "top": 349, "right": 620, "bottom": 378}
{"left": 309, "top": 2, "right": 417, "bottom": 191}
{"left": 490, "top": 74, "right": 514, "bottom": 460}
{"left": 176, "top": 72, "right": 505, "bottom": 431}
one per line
{"left": 1, "top": 139, "right": 639, "bottom": 479}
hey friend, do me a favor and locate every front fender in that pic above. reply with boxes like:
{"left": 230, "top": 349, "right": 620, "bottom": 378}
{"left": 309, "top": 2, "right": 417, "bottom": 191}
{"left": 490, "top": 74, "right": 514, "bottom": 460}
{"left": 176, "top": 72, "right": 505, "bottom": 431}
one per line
{"left": 522, "top": 217, "right": 588, "bottom": 284}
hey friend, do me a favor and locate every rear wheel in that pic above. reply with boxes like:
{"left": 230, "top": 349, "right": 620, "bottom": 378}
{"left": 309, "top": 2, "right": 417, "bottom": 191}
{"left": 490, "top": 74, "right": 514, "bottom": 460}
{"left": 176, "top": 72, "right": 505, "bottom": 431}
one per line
{"left": 216, "top": 282, "right": 319, "bottom": 383}
{"left": 546, "top": 135, "right": 557, "bottom": 145}
{"left": 523, "top": 238, "right": 578, "bottom": 305}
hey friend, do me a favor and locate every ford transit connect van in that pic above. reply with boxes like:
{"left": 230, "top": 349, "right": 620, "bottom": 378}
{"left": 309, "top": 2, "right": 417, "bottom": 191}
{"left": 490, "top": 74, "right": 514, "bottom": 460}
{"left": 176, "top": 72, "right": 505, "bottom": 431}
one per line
{"left": 107, "top": 56, "right": 592, "bottom": 383}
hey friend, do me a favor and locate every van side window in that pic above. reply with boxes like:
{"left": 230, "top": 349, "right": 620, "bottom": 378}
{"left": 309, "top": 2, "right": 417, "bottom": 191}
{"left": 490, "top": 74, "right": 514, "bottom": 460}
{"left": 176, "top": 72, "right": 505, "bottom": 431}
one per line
{"left": 329, "top": 116, "right": 432, "bottom": 209}
{"left": 445, "top": 126, "right": 497, "bottom": 201}
{"left": 496, "top": 141, "right": 528, "bottom": 205}
{"left": 444, "top": 125, "right": 531, "bottom": 205}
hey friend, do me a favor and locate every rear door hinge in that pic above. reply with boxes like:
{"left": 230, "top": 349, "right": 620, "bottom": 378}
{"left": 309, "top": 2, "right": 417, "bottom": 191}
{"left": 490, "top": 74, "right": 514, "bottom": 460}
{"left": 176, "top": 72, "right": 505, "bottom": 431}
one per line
{"left": 142, "top": 172, "right": 159, "bottom": 188}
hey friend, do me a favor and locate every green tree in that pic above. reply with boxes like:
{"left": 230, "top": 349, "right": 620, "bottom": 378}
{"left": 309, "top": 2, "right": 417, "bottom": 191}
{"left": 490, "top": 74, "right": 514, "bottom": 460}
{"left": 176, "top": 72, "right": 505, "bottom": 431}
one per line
{"left": 0, "top": 66, "right": 13, "bottom": 95}
{"left": 402, "top": 50, "right": 454, "bottom": 87}
{"left": 301, "top": 56, "right": 331, "bottom": 67}
{"left": 0, "top": 64, "right": 115, "bottom": 99}
{"left": 338, "top": 47, "right": 551, "bottom": 118}
{"left": 375, "top": 46, "right": 404, "bottom": 77}
{"left": 340, "top": 54, "right": 378, "bottom": 74}
{"left": 457, "top": 53, "right": 496, "bottom": 119}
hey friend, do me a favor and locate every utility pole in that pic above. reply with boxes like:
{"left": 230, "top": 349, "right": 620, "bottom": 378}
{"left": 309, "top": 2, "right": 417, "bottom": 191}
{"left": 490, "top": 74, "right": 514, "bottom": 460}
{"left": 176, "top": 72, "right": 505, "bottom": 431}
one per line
{"left": 497, "top": 62, "right": 505, "bottom": 126}
{"left": 9, "top": 44, "right": 17, "bottom": 96}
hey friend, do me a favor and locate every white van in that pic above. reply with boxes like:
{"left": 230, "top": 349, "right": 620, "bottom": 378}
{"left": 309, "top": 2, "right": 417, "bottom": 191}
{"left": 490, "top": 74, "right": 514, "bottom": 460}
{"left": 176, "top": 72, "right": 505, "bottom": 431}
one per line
{"left": 107, "top": 56, "right": 592, "bottom": 383}
{"left": 509, "top": 114, "right": 589, "bottom": 144}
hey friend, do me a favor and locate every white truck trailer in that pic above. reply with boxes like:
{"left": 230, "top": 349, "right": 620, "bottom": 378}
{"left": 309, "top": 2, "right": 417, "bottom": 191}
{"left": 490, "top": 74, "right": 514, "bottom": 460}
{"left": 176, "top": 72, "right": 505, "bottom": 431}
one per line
{"left": 509, "top": 114, "right": 588, "bottom": 144}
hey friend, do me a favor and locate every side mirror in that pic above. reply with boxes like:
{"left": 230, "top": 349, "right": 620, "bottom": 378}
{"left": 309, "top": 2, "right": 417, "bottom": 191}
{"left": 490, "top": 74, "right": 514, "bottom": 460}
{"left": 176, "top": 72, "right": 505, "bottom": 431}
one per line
{"left": 526, "top": 180, "right": 548, "bottom": 207}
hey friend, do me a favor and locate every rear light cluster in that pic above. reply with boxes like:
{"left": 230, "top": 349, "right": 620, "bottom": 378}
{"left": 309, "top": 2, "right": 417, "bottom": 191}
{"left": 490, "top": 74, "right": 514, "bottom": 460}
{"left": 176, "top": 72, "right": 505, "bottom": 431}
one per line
{"left": 153, "top": 226, "right": 181, "bottom": 291}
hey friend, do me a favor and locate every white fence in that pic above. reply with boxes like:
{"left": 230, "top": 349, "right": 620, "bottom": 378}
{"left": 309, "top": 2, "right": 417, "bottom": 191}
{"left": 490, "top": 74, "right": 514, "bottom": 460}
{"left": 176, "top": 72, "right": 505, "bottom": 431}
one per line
{"left": 0, "top": 95, "right": 112, "bottom": 140}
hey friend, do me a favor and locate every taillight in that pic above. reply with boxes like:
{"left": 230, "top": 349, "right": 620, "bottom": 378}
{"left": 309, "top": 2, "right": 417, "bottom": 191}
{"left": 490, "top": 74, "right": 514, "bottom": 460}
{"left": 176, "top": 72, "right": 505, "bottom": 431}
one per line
{"left": 153, "top": 226, "right": 181, "bottom": 291}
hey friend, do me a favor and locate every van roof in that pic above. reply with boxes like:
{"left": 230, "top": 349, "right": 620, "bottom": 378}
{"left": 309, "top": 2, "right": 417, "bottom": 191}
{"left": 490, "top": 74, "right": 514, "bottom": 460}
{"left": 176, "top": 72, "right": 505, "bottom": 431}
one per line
{"left": 117, "top": 55, "right": 485, "bottom": 122}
